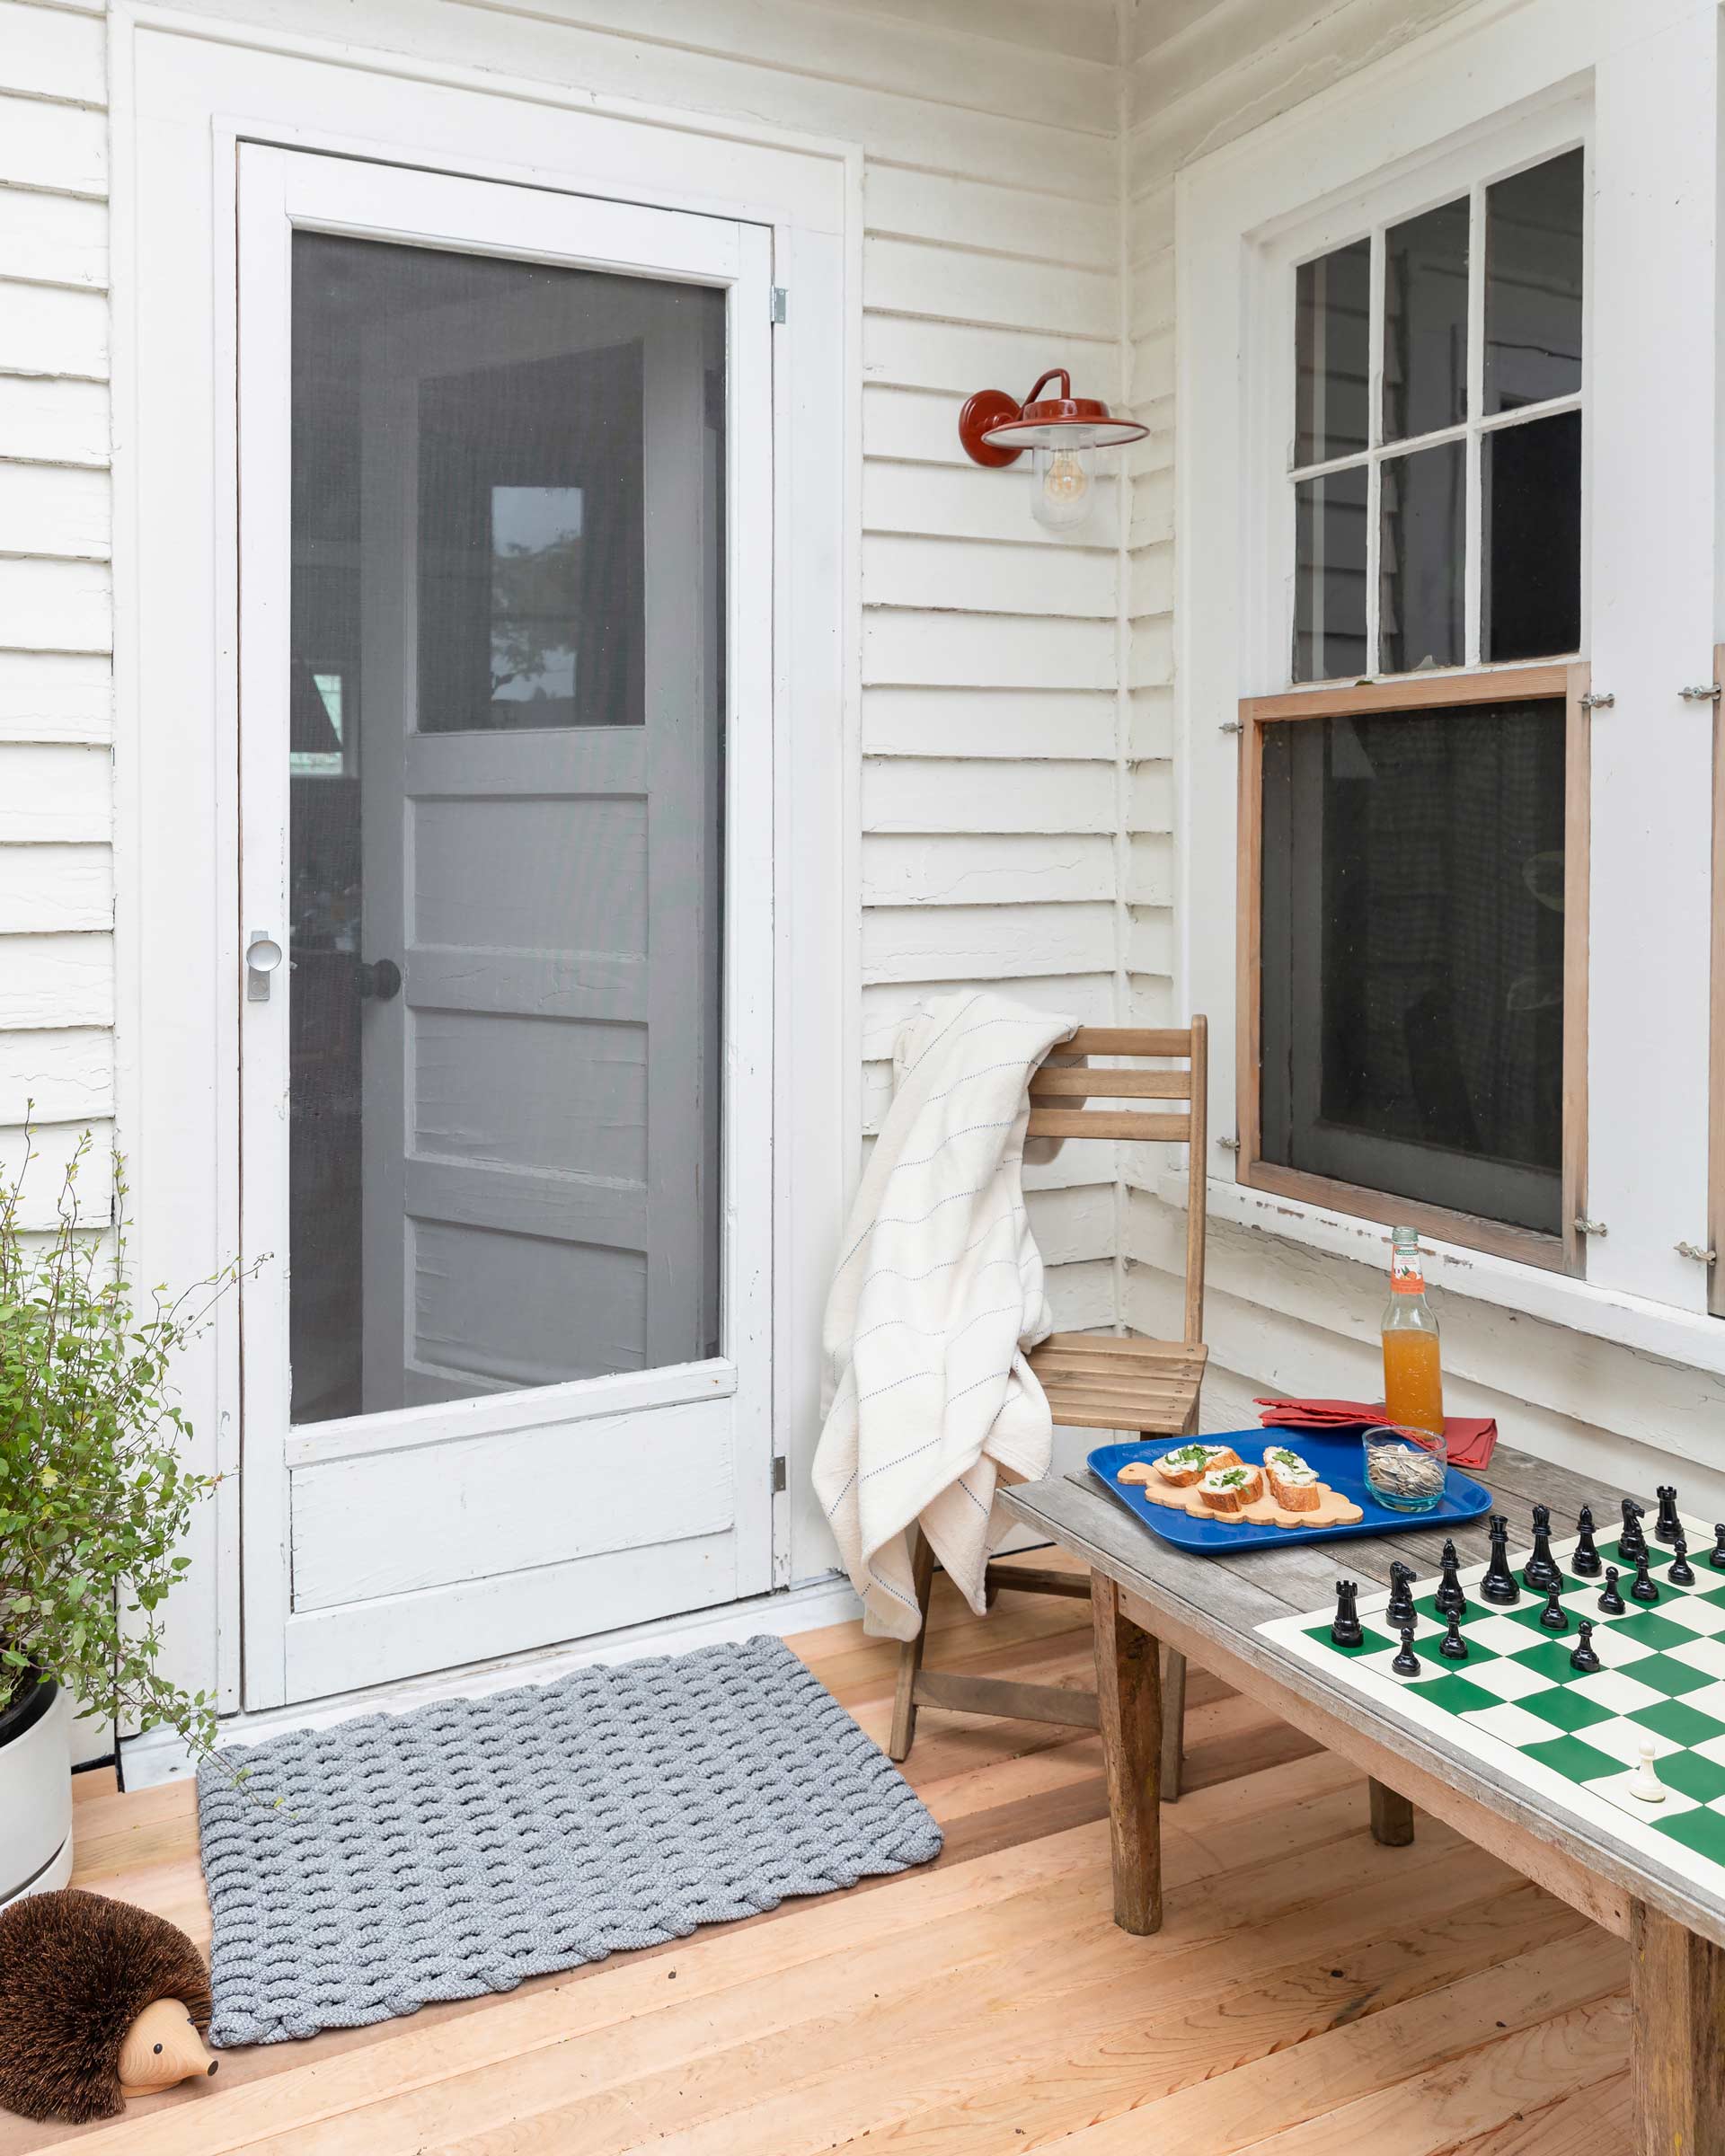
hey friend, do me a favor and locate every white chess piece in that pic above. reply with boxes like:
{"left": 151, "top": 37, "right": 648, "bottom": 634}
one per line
{"left": 1628, "top": 1735, "right": 1666, "bottom": 1805}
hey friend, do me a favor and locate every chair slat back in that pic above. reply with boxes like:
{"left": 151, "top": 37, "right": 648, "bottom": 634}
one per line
{"left": 1026, "top": 1018, "right": 1209, "bottom": 1343}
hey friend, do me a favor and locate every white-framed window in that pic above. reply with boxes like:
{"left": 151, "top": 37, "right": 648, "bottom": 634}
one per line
{"left": 1179, "top": 0, "right": 1721, "bottom": 1322}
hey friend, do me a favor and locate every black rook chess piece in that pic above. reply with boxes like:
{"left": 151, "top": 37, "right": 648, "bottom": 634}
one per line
{"left": 1481, "top": 1516, "right": 1521, "bottom": 1605}
{"left": 1570, "top": 1621, "right": 1603, "bottom": 1674}
{"left": 1331, "top": 1579, "right": 1364, "bottom": 1648}
{"left": 1598, "top": 1567, "right": 1627, "bottom": 1615}
{"left": 1571, "top": 1505, "right": 1603, "bottom": 1578}
{"left": 1620, "top": 1499, "right": 1648, "bottom": 1564}
{"left": 1630, "top": 1551, "right": 1660, "bottom": 1604}
{"left": 1523, "top": 1505, "right": 1562, "bottom": 1595}
{"left": 1392, "top": 1625, "right": 1422, "bottom": 1678}
{"left": 1538, "top": 1586, "right": 1569, "bottom": 1633}
{"left": 1670, "top": 1537, "right": 1696, "bottom": 1587}
{"left": 1655, "top": 1486, "right": 1684, "bottom": 1546}
{"left": 1712, "top": 1524, "right": 1725, "bottom": 1574}
{"left": 1438, "top": 1611, "right": 1470, "bottom": 1661}
{"left": 1385, "top": 1561, "right": 1416, "bottom": 1630}
{"left": 1435, "top": 1539, "right": 1468, "bottom": 1620}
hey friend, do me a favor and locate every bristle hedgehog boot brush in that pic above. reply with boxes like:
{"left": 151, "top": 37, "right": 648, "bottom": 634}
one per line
{"left": 0, "top": 1888, "right": 218, "bottom": 2122}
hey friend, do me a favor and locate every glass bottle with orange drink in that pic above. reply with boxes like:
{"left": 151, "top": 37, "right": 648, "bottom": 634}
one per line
{"left": 1382, "top": 1224, "right": 1444, "bottom": 1435}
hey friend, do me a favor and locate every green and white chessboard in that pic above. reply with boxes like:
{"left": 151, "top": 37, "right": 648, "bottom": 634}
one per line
{"left": 1258, "top": 1513, "right": 1725, "bottom": 1895}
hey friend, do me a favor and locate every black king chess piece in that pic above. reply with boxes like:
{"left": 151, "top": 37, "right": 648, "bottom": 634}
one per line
{"left": 1598, "top": 1566, "right": 1627, "bottom": 1615}
{"left": 1670, "top": 1536, "right": 1697, "bottom": 1587}
{"left": 1538, "top": 1585, "right": 1569, "bottom": 1633}
{"left": 1434, "top": 1539, "right": 1468, "bottom": 1620}
{"left": 1570, "top": 1506, "right": 1603, "bottom": 1578}
{"left": 1391, "top": 1624, "right": 1422, "bottom": 1678}
{"left": 1630, "top": 1551, "right": 1661, "bottom": 1604}
{"left": 1331, "top": 1578, "right": 1364, "bottom": 1648}
{"left": 1438, "top": 1611, "right": 1470, "bottom": 1661}
{"left": 1480, "top": 1516, "right": 1521, "bottom": 1605}
{"left": 1384, "top": 1561, "right": 1416, "bottom": 1630}
{"left": 1654, "top": 1485, "right": 1684, "bottom": 1546}
{"left": 1523, "top": 1505, "right": 1562, "bottom": 1595}
{"left": 1570, "top": 1620, "right": 1603, "bottom": 1675}
{"left": 1620, "top": 1499, "right": 1649, "bottom": 1565}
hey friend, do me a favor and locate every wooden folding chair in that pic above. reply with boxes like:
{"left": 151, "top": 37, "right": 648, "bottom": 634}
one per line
{"left": 888, "top": 1021, "right": 1210, "bottom": 1798}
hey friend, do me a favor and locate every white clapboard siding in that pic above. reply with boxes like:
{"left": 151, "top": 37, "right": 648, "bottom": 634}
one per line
{"left": 0, "top": 189, "right": 107, "bottom": 289}
{"left": 0, "top": 650, "right": 111, "bottom": 741}
{"left": 0, "top": 460, "right": 110, "bottom": 559}
{"left": 0, "top": 744, "right": 109, "bottom": 839}
{"left": 862, "top": 900, "right": 1115, "bottom": 985}
{"left": 0, "top": 96, "right": 105, "bottom": 196}
{"left": 0, "top": 278, "right": 107, "bottom": 378}
{"left": 0, "top": 1025, "right": 112, "bottom": 1123}
{"left": 864, "top": 312, "right": 1121, "bottom": 402}
{"left": 862, "top": 832, "right": 1114, "bottom": 907}
{"left": 864, "top": 608, "right": 1116, "bottom": 693}
{"left": 0, "top": 1110, "right": 113, "bottom": 1224}
{"left": 864, "top": 686, "right": 1117, "bottom": 763}
{"left": 860, "top": 969, "right": 1116, "bottom": 1062}
{"left": 0, "top": 1, "right": 105, "bottom": 103}
{"left": 0, "top": 378, "right": 108, "bottom": 467}
{"left": 865, "top": 164, "right": 1119, "bottom": 270}
{"left": 864, "top": 756, "right": 1115, "bottom": 835}
{"left": 0, "top": 931, "right": 111, "bottom": 1029}
{"left": 0, "top": 558, "right": 109, "bottom": 650}
{"left": 863, "top": 533, "right": 1116, "bottom": 619}
{"left": 0, "top": 842, "right": 111, "bottom": 932}
{"left": 865, "top": 457, "right": 1119, "bottom": 551}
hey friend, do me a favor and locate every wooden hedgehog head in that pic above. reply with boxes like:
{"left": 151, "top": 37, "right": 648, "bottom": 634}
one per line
{"left": 0, "top": 1888, "right": 218, "bottom": 2123}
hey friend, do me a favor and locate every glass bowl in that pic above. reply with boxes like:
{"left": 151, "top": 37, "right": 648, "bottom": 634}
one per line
{"left": 1362, "top": 1422, "right": 1447, "bottom": 1514}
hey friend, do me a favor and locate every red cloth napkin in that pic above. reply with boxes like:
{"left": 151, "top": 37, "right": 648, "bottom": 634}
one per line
{"left": 1254, "top": 1397, "right": 1498, "bottom": 1471}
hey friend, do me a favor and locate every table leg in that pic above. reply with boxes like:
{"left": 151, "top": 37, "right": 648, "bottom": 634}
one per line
{"left": 1160, "top": 1648, "right": 1187, "bottom": 1804}
{"left": 1631, "top": 1901, "right": 1725, "bottom": 2154}
{"left": 1092, "top": 1568, "right": 1163, "bottom": 1935}
{"left": 1368, "top": 1777, "right": 1415, "bottom": 1846}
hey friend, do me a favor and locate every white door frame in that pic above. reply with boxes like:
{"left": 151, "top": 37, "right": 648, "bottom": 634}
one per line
{"left": 114, "top": 13, "right": 858, "bottom": 1725}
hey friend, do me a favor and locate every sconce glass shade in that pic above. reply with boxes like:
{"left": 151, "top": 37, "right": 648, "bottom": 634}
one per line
{"left": 1031, "top": 442, "right": 1096, "bottom": 532}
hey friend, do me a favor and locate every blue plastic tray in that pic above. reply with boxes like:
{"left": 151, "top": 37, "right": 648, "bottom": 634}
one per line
{"left": 1088, "top": 1427, "right": 1494, "bottom": 1554}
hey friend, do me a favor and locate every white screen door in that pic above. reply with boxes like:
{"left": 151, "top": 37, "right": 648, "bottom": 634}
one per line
{"left": 235, "top": 147, "right": 774, "bottom": 1708}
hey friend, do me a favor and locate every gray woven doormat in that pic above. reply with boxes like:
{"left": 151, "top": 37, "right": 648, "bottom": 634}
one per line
{"left": 197, "top": 1634, "right": 942, "bottom": 2046}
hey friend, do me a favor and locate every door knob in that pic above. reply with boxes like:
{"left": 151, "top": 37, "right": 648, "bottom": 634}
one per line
{"left": 358, "top": 958, "right": 403, "bottom": 1002}
{"left": 245, "top": 931, "right": 284, "bottom": 1003}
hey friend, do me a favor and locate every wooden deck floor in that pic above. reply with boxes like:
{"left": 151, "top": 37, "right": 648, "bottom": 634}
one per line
{"left": 1, "top": 1551, "right": 1632, "bottom": 2154}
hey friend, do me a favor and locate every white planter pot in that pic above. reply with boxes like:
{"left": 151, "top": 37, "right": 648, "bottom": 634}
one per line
{"left": 0, "top": 1681, "right": 73, "bottom": 1910}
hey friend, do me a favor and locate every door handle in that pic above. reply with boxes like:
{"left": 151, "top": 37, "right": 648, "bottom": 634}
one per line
{"left": 245, "top": 931, "right": 284, "bottom": 1003}
{"left": 358, "top": 958, "right": 403, "bottom": 1003}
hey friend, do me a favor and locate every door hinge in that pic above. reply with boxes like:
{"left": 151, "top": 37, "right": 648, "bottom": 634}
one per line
{"left": 772, "top": 1455, "right": 788, "bottom": 1494}
{"left": 770, "top": 287, "right": 788, "bottom": 324}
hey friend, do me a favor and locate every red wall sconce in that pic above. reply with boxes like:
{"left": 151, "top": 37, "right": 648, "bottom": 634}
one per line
{"left": 959, "top": 369, "right": 1147, "bottom": 534}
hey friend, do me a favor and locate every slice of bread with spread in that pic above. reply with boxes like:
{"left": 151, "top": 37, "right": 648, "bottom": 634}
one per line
{"left": 1198, "top": 1462, "right": 1263, "bottom": 1515}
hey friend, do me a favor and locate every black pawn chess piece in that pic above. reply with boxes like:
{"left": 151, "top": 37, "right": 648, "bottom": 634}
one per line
{"left": 1438, "top": 1611, "right": 1470, "bottom": 1661}
{"left": 1331, "top": 1578, "right": 1364, "bottom": 1648}
{"left": 1538, "top": 1585, "right": 1570, "bottom": 1633}
{"left": 1631, "top": 1551, "right": 1660, "bottom": 1604}
{"left": 1435, "top": 1539, "right": 1469, "bottom": 1620}
{"left": 1598, "top": 1566, "right": 1627, "bottom": 1615}
{"left": 1480, "top": 1516, "right": 1521, "bottom": 1605}
{"left": 1670, "top": 1536, "right": 1696, "bottom": 1587}
{"left": 1655, "top": 1485, "right": 1683, "bottom": 1546}
{"left": 1385, "top": 1560, "right": 1416, "bottom": 1630}
{"left": 1570, "top": 1505, "right": 1603, "bottom": 1578}
{"left": 1392, "top": 1625, "right": 1422, "bottom": 1678}
{"left": 1620, "top": 1499, "right": 1648, "bottom": 1564}
{"left": 1712, "top": 1524, "right": 1725, "bottom": 1574}
{"left": 1570, "top": 1621, "right": 1603, "bottom": 1675}
{"left": 1523, "top": 1505, "right": 1562, "bottom": 1595}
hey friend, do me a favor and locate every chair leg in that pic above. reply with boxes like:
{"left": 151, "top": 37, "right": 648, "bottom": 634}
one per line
{"left": 1159, "top": 1647, "right": 1187, "bottom": 1802}
{"left": 888, "top": 1529, "right": 936, "bottom": 1763}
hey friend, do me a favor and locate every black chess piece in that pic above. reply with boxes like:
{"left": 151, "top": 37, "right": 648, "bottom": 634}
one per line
{"left": 1630, "top": 1551, "right": 1660, "bottom": 1604}
{"left": 1391, "top": 1624, "right": 1422, "bottom": 1678}
{"left": 1712, "top": 1524, "right": 1725, "bottom": 1573}
{"left": 1438, "top": 1611, "right": 1470, "bottom": 1661}
{"left": 1570, "top": 1620, "right": 1603, "bottom": 1674}
{"left": 1331, "top": 1578, "right": 1364, "bottom": 1648}
{"left": 1538, "top": 1586, "right": 1569, "bottom": 1633}
{"left": 1480, "top": 1516, "right": 1521, "bottom": 1604}
{"left": 1620, "top": 1499, "right": 1648, "bottom": 1564}
{"left": 1598, "top": 1567, "right": 1627, "bottom": 1615}
{"left": 1669, "top": 1536, "right": 1696, "bottom": 1587}
{"left": 1655, "top": 1485, "right": 1683, "bottom": 1546}
{"left": 1523, "top": 1505, "right": 1562, "bottom": 1595}
{"left": 1570, "top": 1505, "right": 1603, "bottom": 1578}
{"left": 1435, "top": 1539, "right": 1468, "bottom": 1620}
{"left": 1384, "top": 1561, "right": 1416, "bottom": 1630}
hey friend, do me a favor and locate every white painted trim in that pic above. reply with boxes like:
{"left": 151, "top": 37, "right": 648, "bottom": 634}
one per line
{"left": 119, "top": 1569, "right": 862, "bottom": 1790}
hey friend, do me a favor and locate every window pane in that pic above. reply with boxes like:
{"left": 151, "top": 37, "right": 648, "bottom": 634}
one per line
{"left": 1259, "top": 702, "right": 1566, "bottom": 1236}
{"left": 288, "top": 233, "right": 725, "bottom": 1426}
{"left": 1485, "top": 149, "right": 1583, "bottom": 414}
{"left": 1382, "top": 197, "right": 1469, "bottom": 444}
{"left": 1379, "top": 440, "right": 1464, "bottom": 673}
{"left": 1294, "top": 465, "right": 1368, "bottom": 683}
{"left": 1296, "top": 240, "right": 1370, "bottom": 465}
{"left": 1483, "top": 410, "right": 1581, "bottom": 661}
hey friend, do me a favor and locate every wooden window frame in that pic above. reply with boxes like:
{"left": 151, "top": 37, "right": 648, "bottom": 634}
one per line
{"left": 1235, "top": 659, "right": 1592, "bottom": 1277}
{"left": 1709, "top": 644, "right": 1725, "bottom": 1319}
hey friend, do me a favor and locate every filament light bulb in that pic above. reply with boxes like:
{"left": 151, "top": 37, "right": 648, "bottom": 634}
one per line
{"left": 1031, "top": 442, "right": 1095, "bottom": 532}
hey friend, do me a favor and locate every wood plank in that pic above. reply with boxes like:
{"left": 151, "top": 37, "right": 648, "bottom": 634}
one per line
{"left": 1092, "top": 1571, "right": 1163, "bottom": 1932}
{"left": 1031, "top": 1067, "right": 1191, "bottom": 1099}
{"left": 911, "top": 1669, "right": 1100, "bottom": 1729}
{"left": 1240, "top": 661, "right": 1571, "bottom": 724}
{"left": 1630, "top": 1901, "right": 1725, "bottom": 2156}
{"left": 1028, "top": 1108, "right": 1190, "bottom": 1141}
{"left": 1065, "top": 1026, "right": 1192, "bottom": 1056}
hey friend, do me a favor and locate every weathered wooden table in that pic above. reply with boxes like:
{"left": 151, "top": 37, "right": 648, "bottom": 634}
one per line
{"left": 1002, "top": 1443, "right": 1725, "bottom": 2155}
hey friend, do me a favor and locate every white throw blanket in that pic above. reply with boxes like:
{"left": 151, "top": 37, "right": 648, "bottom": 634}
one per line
{"left": 812, "top": 990, "right": 1076, "bottom": 1640}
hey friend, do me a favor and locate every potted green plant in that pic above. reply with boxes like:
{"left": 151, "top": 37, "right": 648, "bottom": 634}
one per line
{"left": 0, "top": 1129, "right": 241, "bottom": 1906}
